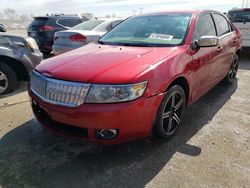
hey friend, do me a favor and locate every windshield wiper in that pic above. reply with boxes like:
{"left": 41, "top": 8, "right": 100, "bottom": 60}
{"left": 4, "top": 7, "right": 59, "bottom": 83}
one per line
{"left": 120, "top": 42, "right": 155, "bottom": 47}
{"left": 98, "top": 40, "right": 104, "bottom": 44}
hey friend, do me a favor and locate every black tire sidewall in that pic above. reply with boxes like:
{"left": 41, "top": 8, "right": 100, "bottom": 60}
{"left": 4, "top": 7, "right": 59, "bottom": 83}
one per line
{"left": 0, "top": 63, "right": 17, "bottom": 94}
{"left": 154, "top": 85, "right": 186, "bottom": 140}
{"left": 224, "top": 54, "right": 239, "bottom": 84}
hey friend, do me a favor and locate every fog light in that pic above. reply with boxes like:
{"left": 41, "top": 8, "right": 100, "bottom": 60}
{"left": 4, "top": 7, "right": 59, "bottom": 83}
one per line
{"left": 95, "top": 129, "right": 119, "bottom": 140}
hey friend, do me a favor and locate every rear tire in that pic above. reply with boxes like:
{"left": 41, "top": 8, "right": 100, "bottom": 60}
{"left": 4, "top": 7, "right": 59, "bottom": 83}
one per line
{"left": 223, "top": 54, "right": 239, "bottom": 84}
{"left": 153, "top": 85, "right": 186, "bottom": 139}
{"left": 0, "top": 63, "right": 17, "bottom": 94}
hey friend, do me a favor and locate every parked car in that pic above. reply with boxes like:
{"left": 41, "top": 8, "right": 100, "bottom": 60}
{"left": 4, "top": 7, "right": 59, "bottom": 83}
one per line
{"left": 0, "top": 24, "right": 42, "bottom": 94}
{"left": 29, "top": 10, "right": 241, "bottom": 144}
{"left": 0, "top": 24, "right": 6, "bottom": 32}
{"left": 228, "top": 8, "right": 250, "bottom": 48}
{"left": 27, "top": 14, "right": 88, "bottom": 54}
{"left": 52, "top": 18, "right": 123, "bottom": 55}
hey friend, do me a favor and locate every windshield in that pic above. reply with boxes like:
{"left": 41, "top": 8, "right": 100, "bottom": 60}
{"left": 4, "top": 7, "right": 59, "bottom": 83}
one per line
{"left": 228, "top": 10, "right": 250, "bottom": 22}
{"left": 72, "top": 20, "right": 104, "bottom": 30}
{"left": 99, "top": 14, "right": 191, "bottom": 47}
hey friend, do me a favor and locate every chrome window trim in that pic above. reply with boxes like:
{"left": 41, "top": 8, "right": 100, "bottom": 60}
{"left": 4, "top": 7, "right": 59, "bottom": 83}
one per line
{"left": 31, "top": 71, "right": 90, "bottom": 107}
{"left": 218, "top": 31, "right": 236, "bottom": 39}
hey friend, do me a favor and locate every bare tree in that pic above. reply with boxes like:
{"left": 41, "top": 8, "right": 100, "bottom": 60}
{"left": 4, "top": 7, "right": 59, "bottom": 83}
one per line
{"left": 4, "top": 8, "right": 18, "bottom": 20}
{"left": 20, "top": 14, "right": 29, "bottom": 22}
{"left": 30, "top": 14, "right": 35, "bottom": 20}
{"left": 105, "top": 14, "right": 111, "bottom": 18}
{"left": 0, "top": 12, "right": 4, "bottom": 20}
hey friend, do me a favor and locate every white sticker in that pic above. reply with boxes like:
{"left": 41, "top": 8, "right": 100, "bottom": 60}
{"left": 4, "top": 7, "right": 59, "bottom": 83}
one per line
{"left": 149, "top": 33, "right": 174, "bottom": 40}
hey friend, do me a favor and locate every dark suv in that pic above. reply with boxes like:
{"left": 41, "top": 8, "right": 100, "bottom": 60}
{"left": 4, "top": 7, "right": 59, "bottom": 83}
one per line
{"left": 28, "top": 14, "right": 88, "bottom": 54}
{"left": 0, "top": 24, "right": 42, "bottom": 94}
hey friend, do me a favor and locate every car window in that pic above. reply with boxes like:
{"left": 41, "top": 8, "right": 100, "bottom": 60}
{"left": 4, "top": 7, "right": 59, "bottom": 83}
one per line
{"left": 99, "top": 14, "right": 192, "bottom": 47}
{"left": 57, "top": 18, "right": 82, "bottom": 27}
{"left": 228, "top": 10, "right": 250, "bottom": 23}
{"left": 72, "top": 20, "right": 104, "bottom": 30}
{"left": 213, "top": 14, "right": 231, "bottom": 36}
{"left": 193, "top": 13, "right": 216, "bottom": 40}
{"left": 31, "top": 18, "right": 47, "bottom": 27}
{"left": 111, "top": 21, "right": 121, "bottom": 29}
{"left": 92, "top": 21, "right": 113, "bottom": 32}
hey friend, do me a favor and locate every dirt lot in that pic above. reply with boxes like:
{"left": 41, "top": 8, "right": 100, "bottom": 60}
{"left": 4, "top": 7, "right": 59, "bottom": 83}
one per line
{"left": 6, "top": 29, "right": 27, "bottom": 36}
{"left": 0, "top": 53, "right": 249, "bottom": 188}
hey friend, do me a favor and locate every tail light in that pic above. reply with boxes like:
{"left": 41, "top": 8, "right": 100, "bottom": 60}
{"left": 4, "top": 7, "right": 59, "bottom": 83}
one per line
{"left": 39, "top": 25, "right": 54, "bottom": 32}
{"left": 69, "top": 34, "right": 86, "bottom": 42}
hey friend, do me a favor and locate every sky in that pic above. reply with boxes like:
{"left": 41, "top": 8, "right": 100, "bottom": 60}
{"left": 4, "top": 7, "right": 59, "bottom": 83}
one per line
{"left": 0, "top": 0, "right": 243, "bottom": 17}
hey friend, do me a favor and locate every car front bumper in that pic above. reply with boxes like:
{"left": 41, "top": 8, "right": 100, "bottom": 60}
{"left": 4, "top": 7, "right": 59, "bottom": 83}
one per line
{"left": 29, "top": 89, "right": 164, "bottom": 144}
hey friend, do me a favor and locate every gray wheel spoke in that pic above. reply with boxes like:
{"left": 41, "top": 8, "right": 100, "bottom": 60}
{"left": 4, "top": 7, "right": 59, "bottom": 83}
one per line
{"left": 162, "top": 111, "right": 170, "bottom": 119}
{"left": 0, "top": 85, "right": 5, "bottom": 93}
{"left": 174, "top": 98, "right": 183, "bottom": 111}
{"left": 171, "top": 93, "right": 175, "bottom": 108}
{"left": 0, "top": 73, "right": 6, "bottom": 81}
{"left": 233, "top": 69, "right": 237, "bottom": 74}
{"left": 167, "top": 118, "right": 173, "bottom": 133}
{"left": 173, "top": 113, "right": 181, "bottom": 124}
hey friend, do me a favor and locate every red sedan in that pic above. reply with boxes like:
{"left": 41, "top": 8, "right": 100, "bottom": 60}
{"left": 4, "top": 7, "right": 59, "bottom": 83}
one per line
{"left": 29, "top": 10, "right": 241, "bottom": 144}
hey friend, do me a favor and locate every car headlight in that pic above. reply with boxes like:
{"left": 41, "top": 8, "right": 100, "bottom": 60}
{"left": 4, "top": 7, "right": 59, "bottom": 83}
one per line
{"left": 85, "top": 81, "right": 148, "bottom": 103}
{"left": 25, "top": 37, "right": 39, "bottom": 50}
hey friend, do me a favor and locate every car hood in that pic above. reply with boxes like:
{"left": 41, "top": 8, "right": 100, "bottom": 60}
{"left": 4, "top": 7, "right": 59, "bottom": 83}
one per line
{"left": 36, "top": 43, "right": 175, "bottom": 84}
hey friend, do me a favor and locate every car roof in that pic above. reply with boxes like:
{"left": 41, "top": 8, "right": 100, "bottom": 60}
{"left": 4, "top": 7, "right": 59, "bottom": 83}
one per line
{"left": 34, "top": 15, "right": 82, "bottom": 19}
{"left": 138, "top": 9, "right": 223, "bottom": 16}
{"left": 228, "top": 8, "right": 250, "bottom": 12}
{"left": 96, "top": 18, "right": 125, "bottom": 22}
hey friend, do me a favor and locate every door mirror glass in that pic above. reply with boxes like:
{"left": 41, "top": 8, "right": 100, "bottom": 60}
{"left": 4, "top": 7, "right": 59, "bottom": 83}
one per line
{"left": 0, "top": 24, "right": 6, "bottom": 32}
{"left": 197, "top": 36, "right": 219, "bottom": 47}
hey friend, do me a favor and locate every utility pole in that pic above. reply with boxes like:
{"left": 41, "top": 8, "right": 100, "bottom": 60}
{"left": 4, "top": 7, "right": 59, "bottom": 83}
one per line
{"left": 139, "top": 8, "right": 143, "bottom": 15}
{"left": 132, "top": 10, "right": 137, "bottom": 16}
{"left": 243, "top": 0, "right": 249, "bottom": 7}
{"left": 242, "top": 0, "right": 245, "bottom": 7}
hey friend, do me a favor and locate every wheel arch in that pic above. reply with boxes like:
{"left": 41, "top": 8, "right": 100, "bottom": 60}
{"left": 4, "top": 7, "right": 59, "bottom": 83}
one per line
{"left": 0, "top": 55, "right": 29, "bottom": 81}
{"left": 165, "top": 76, "right": 190, "bottom": 106}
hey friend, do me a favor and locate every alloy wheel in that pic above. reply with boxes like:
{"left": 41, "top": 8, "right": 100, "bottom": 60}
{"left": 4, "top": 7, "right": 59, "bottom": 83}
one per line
{"left": 228, "top": 55, "right": 239, "bottom": 81}
{"left": 162, "top": 91, "right": 184, "bottom": 135}
{"left": 0, "top": 71, "right": 8, "bottom": 94}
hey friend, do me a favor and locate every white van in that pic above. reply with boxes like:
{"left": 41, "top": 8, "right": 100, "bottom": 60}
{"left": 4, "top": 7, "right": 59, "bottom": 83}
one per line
{"left": 228, "top": 8, "right": 250, "bottom": 47}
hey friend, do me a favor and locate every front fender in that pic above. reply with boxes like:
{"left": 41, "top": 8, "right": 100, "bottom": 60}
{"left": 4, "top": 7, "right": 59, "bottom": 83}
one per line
{"left": 0, "top": 46, "right": 22, "bottom": 61}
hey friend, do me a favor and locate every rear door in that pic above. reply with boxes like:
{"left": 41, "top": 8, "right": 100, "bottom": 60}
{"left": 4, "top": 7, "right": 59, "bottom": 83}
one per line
{"left": 228, "top": 10, "right": 250, "bottom": 47}
{"left": 212, "top": 13, "right": 237, "bottom": 80}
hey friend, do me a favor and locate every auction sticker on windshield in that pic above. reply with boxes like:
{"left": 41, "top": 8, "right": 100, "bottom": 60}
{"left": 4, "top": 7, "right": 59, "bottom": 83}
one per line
{"left": 149, "top": 33, "right": 174, "bottom": 40}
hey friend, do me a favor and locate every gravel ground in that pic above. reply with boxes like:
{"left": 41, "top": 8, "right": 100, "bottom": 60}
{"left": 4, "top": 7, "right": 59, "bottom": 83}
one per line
{"left": 0, "top": 53, "right": 249, "bottom": 188}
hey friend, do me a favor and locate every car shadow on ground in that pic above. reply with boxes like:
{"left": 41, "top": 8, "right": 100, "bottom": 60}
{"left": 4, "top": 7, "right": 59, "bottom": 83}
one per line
{"left": 240, "top": 52, "right": 250, "bottom": 70}
{"left": 0, "top": 81, "right": 28, "bottom": 99}
{"left": 0, "top": 79, "right": 238, "bottom": 187}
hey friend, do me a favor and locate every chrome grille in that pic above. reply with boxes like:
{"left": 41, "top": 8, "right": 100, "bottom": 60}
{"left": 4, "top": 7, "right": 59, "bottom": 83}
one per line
{"left": 30, "top": 71, "right": 90, "bottom": 107}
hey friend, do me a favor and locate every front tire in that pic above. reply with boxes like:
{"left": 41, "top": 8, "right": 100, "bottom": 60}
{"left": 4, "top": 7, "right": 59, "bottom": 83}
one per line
{"left": 154, "top": 85, "right": 186, "bottom": 139}
{"left": 0, "top": 63, "right": 17, "bottom": 94}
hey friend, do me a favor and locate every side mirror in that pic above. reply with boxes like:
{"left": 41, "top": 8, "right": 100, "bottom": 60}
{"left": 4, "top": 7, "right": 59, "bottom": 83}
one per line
{"left": 197, "top": 36, "right": 219, "bottom": 47}
{"left": 0, "top": 24, "right": 6, "bottom": 32}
